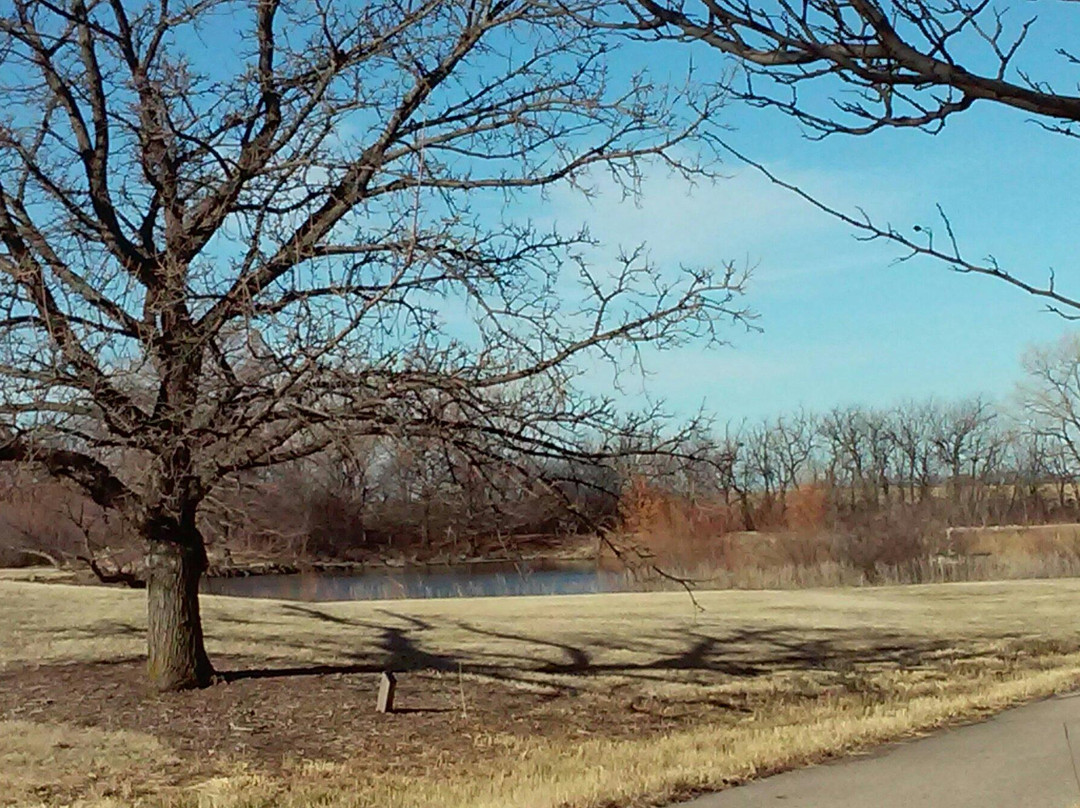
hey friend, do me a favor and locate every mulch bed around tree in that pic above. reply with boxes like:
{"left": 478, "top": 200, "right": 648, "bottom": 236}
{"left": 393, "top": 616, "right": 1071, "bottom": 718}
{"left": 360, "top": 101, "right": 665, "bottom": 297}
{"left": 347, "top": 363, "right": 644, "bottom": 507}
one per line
{"left": 0, "top": 657, "right": 705, "bottom": 780}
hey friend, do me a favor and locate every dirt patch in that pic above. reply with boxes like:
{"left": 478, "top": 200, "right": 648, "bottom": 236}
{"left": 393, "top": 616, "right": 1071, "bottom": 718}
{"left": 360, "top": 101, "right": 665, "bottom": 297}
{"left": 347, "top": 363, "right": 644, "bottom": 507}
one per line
{"left": 0, "top": 658, "right": 708, "bottom": 782}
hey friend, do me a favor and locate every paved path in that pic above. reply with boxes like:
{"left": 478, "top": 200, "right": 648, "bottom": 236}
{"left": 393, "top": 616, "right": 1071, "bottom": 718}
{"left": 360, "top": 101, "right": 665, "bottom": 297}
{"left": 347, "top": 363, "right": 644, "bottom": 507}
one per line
{"left": 681, "top": 694, "right": 1080, "bottom": 808}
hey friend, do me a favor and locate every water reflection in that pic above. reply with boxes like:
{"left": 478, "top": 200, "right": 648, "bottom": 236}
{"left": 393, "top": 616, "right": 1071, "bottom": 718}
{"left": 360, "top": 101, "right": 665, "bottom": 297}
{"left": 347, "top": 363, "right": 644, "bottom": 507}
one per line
{"left": 201, "top": 560, "right": 625, "bottom": 601}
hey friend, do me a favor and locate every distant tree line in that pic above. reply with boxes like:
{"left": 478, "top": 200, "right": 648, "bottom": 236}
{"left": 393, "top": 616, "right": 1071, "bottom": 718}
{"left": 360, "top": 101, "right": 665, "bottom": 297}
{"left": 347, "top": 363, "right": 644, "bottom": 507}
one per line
{"left": 655, "top": 396, "right": 1059, "bottom": 531}
{"left": 7, "top": 334, "right": 1080, "bottom": 570}
{"left": 632, "top": 334, "right": 1080, "bottom": 539}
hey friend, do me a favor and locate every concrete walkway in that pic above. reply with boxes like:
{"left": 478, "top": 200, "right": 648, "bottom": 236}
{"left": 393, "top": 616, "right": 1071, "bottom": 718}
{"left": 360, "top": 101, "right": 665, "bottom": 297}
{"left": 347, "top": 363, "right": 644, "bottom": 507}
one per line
{"left": 681, "top": 694, "right": 1080, "bottom": 808}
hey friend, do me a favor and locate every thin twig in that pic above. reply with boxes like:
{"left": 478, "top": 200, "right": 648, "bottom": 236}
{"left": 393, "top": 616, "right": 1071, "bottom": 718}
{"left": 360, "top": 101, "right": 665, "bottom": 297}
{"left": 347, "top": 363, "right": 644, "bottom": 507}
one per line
{"left": 457, "top": 662, "right": 469, "bottom": 720}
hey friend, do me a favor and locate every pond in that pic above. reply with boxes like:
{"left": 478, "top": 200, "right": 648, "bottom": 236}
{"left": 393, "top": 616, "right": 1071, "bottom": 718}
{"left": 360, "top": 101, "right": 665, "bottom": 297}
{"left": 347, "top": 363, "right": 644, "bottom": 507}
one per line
{"left": 200, "top": 559, "right": 628, "bottom": 601}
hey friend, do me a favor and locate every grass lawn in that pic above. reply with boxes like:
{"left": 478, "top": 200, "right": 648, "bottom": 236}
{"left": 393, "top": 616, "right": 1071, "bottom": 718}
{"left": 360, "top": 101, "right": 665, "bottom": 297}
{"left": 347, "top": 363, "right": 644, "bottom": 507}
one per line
{"left": 4, "top": 575, "right": 1080, "bottom": 807}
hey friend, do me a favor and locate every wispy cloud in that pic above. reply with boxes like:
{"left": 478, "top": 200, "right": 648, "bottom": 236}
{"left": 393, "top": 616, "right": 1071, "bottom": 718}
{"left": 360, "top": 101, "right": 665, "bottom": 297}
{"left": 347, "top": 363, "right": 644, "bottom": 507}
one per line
{"left": 508, "top": 150, "right": 1076, "bottom": 422}
{"left": 532, "top": 159, "right": 920, "bottom": 292}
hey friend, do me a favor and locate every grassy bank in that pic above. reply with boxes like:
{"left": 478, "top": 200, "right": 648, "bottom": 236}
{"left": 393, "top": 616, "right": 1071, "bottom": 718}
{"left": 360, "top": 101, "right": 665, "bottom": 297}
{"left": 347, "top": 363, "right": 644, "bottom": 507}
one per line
{"left": 4, "top": 579, "right": 1080, "bottom": 806}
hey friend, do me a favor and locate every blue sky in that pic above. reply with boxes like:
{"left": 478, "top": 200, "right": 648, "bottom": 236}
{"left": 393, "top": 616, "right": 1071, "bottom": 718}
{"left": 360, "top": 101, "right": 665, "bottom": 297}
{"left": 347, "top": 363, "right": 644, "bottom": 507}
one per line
{"left": 538, "top": 8, "right": 1080, "bottom": 423}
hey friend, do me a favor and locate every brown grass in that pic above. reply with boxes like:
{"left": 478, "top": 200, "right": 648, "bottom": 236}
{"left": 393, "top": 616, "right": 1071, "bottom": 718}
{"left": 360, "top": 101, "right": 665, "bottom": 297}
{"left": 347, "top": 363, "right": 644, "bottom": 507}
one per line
{"left": 947, "top": 523, "right": 1080, "bottom": 557}
{"left": 642, "top": 552, "right": 1080, "bottom": 591}
{"left": 0, "top": 721, "right": 175, "bottom": 807}
{"left": 5, "top": 579, "right": 1080, "bottom": 807}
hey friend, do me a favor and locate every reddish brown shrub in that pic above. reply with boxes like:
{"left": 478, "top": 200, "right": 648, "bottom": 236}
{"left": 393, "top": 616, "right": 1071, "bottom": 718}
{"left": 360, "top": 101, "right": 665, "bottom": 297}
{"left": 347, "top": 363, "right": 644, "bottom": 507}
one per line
{"left": 785, "top": 483, "right": 830, "bottom": 532}
{"left": 618, "top": 476, "right": 743, "bottom": 565}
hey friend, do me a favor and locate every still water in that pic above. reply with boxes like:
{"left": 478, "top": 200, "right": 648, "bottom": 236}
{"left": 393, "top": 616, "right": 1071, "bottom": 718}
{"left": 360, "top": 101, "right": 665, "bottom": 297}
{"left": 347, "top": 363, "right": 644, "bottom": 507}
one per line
{"left": 200, "top": 560, "right": 626, "bottom": 601}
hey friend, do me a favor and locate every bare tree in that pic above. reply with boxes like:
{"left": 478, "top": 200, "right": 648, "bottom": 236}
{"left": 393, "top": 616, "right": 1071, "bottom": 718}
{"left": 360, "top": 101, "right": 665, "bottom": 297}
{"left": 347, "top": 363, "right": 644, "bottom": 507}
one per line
{"left": 744, "top": 419, "right": 779, "bottom": 503}
{"left": 819, "top": 406, "right": 873, "bottom": 509}
{"left": 1019, "top": 334, "right": 1080, "bottom": 497}
{"left": 773, "top": 409, "right": 817, "bottom": 493}
{"left": 931, "top": 396, "right": 997, "bottom": 519}
{"left": 623, "top": 0, "right": 1078, "bottom": 133}
{"left": 1004, "top": 430, "right": 1054, "bottom": 523}
{"left": 738, "top": 411, "right": 816, "bottom": 513}
{"left": 889, "top": 400, "right": 939, "bottom": 505}
{"left": 861, "top": 408, "right": 893, "bottom": 506}
{"left": 0, "top": 0, "right": 747, "bottom": 690}
{"left": 615, "top": 0, "right": 1080, "bottom": 315}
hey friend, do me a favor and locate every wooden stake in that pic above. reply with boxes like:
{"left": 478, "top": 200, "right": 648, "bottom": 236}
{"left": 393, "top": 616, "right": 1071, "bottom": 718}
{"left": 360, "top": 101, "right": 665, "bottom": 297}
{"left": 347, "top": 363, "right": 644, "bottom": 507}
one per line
{"left": 377, "top": 671, "right": 396, "bottom": 713}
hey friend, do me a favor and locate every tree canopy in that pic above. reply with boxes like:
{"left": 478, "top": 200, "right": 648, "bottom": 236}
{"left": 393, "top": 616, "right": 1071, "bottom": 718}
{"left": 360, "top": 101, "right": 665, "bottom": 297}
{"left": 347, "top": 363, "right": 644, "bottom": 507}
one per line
{"left": 0, "top": 0, "right": 745, "bottom": 689}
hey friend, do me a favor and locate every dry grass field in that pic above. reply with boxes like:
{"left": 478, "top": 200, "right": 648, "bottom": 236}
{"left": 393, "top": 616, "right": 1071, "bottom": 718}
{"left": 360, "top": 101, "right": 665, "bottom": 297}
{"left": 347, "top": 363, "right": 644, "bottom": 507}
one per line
{"left": 5, "top": 575, "right": 1080, "bottom": 807}
{"left": 947, "top": 523, "right": 1080, "bottom": 556}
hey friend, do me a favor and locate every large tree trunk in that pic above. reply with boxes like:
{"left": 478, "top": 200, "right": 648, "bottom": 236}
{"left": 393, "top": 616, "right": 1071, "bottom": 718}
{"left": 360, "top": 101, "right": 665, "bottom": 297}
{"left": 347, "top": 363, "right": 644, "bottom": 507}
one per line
{"left": 146, "top": 528, "right": 214, "bottom": 691}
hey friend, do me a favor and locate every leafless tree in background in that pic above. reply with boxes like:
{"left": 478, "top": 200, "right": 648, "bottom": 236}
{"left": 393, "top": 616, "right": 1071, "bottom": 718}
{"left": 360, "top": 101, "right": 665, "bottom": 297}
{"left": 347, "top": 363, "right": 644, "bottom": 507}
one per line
{"left": 819, "top": 406, "right": 872, "bottom": 508}
{"left": 889, "top": 401, "right": 937, "bottom": 505}
{"left": 931, "top": 396, "right": 997, "bottom": 515}
{"left": 771, "top": 409, "right": 817, "bottom": 504}
{"left": 615, "top": 0, "right": 1080, "bottom": 315}
{"left": 0, "top": 0, "right": 748, "bottom": 690}
{"left": 744, "top": 419, "right": 780, "bottom": 506}
{"left": 1019, "top": 335, "right": 1080, "bottom": 496}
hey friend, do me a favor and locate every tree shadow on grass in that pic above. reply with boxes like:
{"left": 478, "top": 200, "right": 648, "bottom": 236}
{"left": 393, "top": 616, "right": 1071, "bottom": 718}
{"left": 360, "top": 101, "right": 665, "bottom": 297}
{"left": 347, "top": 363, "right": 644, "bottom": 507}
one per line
{"left": 213, "top": 601, "right": 1007, "bottom": 694}
{"left": 221, "top": 663, "right": 383, "bottom": 682}
{"left": 219, "top": 604, "right": 459, "bottom": 683}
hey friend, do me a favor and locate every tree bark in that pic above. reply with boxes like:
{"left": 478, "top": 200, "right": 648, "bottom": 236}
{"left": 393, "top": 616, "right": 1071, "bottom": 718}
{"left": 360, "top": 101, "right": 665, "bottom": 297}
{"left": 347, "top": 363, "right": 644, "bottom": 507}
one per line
{"left": 146, "top": 531, "right": 214, "bottom": 691}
